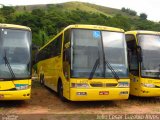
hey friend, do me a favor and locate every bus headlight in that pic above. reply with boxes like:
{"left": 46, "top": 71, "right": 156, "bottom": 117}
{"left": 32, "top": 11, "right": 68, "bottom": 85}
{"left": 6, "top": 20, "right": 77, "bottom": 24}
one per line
{"left": 141, "top": 83, "right": 155, "bottom": 88}
{"left": 71, "top": 83, "right": 89, "bottom": 88}
{"left": 15, "top": 84, "right": 29, "bottom": 90}
{"left": 118, "top": 82, "right": 129, "bottom": 87}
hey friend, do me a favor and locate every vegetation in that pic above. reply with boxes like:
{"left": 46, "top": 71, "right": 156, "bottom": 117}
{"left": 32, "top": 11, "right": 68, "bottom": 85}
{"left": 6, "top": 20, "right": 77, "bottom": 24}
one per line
{"left": 140, "top": 13, "right": 148, "bottom": 20}
{"left": 121, "top": 7, "right": 137, "bottom": 16}
{"left": 0, "top": 2, "right": 160, "bottom": 47}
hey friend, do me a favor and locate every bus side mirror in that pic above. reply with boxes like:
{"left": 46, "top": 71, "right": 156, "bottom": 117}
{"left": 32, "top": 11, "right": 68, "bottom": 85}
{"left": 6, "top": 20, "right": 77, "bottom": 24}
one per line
{"left": 137, "top": 46, "right": 142, "bottom": 62}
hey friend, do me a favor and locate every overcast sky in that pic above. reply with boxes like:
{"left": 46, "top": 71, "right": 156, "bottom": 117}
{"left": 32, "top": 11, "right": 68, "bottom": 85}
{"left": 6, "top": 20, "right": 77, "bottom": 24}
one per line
{"left": 0, "top": 0, "right": 159, "bottom": 21}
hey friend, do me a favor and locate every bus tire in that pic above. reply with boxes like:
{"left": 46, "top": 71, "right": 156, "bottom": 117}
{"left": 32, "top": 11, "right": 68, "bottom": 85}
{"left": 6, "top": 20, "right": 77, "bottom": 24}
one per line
{"left": 58, "top": 81, "right": 67, "bottom": 102}
{"left": 40, "top": 74, "right": 44, "bottom": 86}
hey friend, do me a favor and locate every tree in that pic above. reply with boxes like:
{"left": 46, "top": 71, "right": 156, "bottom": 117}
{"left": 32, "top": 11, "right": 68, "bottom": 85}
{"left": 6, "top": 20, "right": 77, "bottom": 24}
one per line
{"left": 121, "top": 7, "right": 126, "bottom": 12}
{"left": 1, "top": 6, "right": 15, "bottom": 16}
{"left": 23, "top": 6, "right": 26, "bottom": 11}
{"left": 140, "top": 13, "right": 147, "bottom": 20}
{"left": 121, "top": 7, "right": 137, "bottom": 16}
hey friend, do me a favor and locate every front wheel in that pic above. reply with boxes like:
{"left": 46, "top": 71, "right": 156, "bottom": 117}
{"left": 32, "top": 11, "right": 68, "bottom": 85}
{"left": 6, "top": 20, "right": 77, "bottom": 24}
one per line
{"left": 58, "top": 81, "right": 67, "bottom": 102}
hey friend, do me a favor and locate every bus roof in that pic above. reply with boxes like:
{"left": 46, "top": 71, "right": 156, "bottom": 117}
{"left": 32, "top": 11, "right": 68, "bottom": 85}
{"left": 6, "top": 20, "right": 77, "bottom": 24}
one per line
{"left": 125, "top": 30, "right": 159, "bottom": 35}
{"left": 64, "top": 24, "right": 124, "bottom": 32}
{"left": 39, "top": 24, "right": 124, "bottom": 51}
{"left": 0, "top": 23, "right": 31, "bottom": 31}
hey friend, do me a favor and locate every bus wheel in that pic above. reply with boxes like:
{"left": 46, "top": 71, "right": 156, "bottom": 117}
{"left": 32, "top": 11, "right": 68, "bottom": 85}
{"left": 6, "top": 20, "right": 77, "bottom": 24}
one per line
{"left": 58, "top": 81, "right": 67, "bottom": 102}
{"left": 40, "top": 74, "right": 44, "bottom": 86}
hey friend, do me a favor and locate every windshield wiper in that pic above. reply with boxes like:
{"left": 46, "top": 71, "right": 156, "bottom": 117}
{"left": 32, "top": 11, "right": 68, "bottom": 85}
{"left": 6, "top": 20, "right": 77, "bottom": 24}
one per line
{"left": 3, "top": 50, "right": 16, "bottom": 79}
{"left": 105, "top": 59, "right": 119, "bottom": 80}
{"left": 89, "top": 58, "right": 100, "bottom": 80}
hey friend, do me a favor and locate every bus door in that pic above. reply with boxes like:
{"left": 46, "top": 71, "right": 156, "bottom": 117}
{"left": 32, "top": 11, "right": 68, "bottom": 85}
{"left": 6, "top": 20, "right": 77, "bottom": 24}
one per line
{"left": 126, "top": 35, "right": 140, "bottom": 95}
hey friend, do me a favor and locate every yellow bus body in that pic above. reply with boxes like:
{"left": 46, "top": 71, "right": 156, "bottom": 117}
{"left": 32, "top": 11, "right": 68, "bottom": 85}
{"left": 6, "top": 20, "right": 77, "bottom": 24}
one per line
{"left": 0, "top": 79, "right": 31, "bottom": 100}
{"left": 0, "top": 23, "right": 32, "bottom": 100}
{"left": 37, "top": 24, "right": 130, "bottom": 101}
{"left": 125, "top": 30, "right": 160, "bottom": 97}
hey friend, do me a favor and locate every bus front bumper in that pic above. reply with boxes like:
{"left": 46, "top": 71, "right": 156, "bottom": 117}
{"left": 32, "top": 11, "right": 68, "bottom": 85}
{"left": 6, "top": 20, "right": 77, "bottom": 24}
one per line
{"left": 139, "top": 87, "right": 160, "bottom": 97}
{"left": 0, "top": 89, "right": 31, "bottom": 100}
{"left": 69, "top": 88, "right": 129, "bottom": 101}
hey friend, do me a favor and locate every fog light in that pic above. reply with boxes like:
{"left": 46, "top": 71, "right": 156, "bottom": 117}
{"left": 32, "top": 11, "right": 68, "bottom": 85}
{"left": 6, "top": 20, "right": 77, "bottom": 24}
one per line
{"left": 120, "top": 91, "right": 128, "bottom": 95}
{"left": 76, "top": 92, "right": 87, "bottom": 96}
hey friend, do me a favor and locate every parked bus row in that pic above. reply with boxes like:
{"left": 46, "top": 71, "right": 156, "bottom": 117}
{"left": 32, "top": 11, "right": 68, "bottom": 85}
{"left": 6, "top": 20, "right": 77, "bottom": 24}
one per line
{"left": 0, "top": 23, "right": 160, "bottom": 101}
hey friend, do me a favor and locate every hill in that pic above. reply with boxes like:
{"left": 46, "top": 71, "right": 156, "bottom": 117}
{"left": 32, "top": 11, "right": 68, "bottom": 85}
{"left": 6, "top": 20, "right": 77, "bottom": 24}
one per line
{"left": 0, "top": 1, "right": 160, "bottom": 46}
{"left": 15, "top": 1, "right": 138, "bottom": 18}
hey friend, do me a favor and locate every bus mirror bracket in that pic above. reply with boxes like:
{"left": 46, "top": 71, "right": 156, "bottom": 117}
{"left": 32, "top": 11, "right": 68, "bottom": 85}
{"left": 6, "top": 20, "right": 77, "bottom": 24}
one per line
{"left": 66, "top": 48, "right": 71, "bottom": 64}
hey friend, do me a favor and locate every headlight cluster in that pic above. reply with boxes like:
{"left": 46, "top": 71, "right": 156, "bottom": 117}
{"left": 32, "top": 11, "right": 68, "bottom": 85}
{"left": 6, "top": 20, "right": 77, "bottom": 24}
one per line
{"left": 141, "top": 83, "right": 155, "bottom": 88}
{"left": 118, "top": 82, "right": 129, "bottom": 88}
{"left": 15, "top": 84, "right": 29, "bottom": 90}
{"left": 71, "top": 83, "right": 89, "bottom": 88}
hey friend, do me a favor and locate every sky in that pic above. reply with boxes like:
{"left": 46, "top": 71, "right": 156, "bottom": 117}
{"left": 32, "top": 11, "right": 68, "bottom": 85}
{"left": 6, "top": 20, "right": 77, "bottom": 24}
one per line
{"left": 0, "top": 0, "right": 159, "bottom": 22}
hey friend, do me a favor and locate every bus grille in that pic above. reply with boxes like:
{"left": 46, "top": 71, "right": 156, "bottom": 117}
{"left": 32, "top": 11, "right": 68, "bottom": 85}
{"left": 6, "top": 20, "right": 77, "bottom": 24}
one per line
{"left": 90, "top": 83, "right": 118, "bottom": 87}
{"left": 90, "top": 83, "right": 103, "bottom": 87}
{"left": 106, "top": 83, "right": 117, "bottom": 87}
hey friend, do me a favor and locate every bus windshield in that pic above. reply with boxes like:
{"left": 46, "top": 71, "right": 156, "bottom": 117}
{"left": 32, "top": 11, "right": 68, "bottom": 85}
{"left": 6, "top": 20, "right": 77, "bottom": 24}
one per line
{"left": 0, "top": 29, "right": 31, "bottom": 79}
{"left": 71, "top": 29, "right": 128, "bottom": 78}
{"left": 138, "top": 34, "right": 160, "bottom": 78}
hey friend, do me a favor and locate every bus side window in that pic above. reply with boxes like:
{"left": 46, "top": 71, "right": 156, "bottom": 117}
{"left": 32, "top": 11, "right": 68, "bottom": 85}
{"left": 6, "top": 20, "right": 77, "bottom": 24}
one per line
{"left": 126, "top": 34, "right": 139, "bottom": 76}
{"left": 55, "top": 35, "right": 62, "bottom": 56}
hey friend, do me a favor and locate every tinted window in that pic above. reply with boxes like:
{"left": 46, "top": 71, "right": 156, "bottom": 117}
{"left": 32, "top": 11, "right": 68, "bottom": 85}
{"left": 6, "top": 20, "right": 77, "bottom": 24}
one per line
{"left": 37, "top": 35, "right": 62, "bottom": 61}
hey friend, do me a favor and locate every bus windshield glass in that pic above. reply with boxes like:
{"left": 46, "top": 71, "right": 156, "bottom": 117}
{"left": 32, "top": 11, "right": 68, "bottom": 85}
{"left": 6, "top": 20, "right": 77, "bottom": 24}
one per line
{"left": 0, "top": 29, "right": 31, "bottom": 79}
{"left": 138, "top": 34, "right": 160, "bottom": 78}
{"left": 71, "top": 29, "right": 128, "bottom": 78}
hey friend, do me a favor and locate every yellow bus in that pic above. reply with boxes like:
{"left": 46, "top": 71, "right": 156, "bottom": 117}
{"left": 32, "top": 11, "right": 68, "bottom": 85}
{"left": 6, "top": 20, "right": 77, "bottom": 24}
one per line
{"left": 37, "top": 24, "right": 129, "bottom": 101}
{"left": 0, "top": 23, "right": 32, "bottom": 100}
{"left": 125, "top": 30, "right": 160, "bottom": 97}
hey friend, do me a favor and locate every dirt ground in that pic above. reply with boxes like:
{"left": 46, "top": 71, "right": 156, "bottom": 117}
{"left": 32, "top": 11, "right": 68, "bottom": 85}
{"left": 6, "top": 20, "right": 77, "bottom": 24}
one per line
{"left": 0, "top": 80, "right": 160, "bottom": 119}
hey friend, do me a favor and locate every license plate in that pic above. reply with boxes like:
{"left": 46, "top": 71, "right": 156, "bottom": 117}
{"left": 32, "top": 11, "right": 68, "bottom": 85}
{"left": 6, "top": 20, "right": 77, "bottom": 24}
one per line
{"left": 0, "top": 94, "right": 4, "bottom": 99}
{"left": 99, "top": 91, "right": 109, "bottom": 95}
